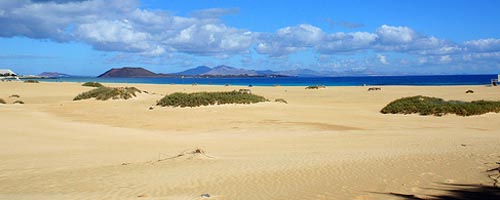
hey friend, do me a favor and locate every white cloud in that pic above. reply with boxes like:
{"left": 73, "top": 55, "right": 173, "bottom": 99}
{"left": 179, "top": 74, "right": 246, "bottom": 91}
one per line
{"left": 255, "top": 24, "right": 324, "bottom": 56}
{"left": 76, "top": 19, "right": 153, "bottom": 52}
{"left": 0, "top": 0, "right": 254, "bottom": 56}
{"left": 0, "top": 0, "right": 137, "bottom": 41}
{"left": 318, "top": 32, "right": 378, "bottom": 53}
{"left": 462, "top": 52, "right": 500, "bottom": 60}
{"left": 276, "top": 24, "right": 324, "bottom": 46}
{"left": 377, "top": 54, "right": 389, "bottom": 65}
{"left": 464, "top": 38, "right": 500, "bottom": 52}
{"left": 255, "top": 40, "right": 300, "bottom": 57}
{"left": 376, "top": 25, "right": 418, "bottom": 44}
{"left": 256, "top": 24, "right": 457, "bottom": 56}
{"left": 165, "top": 24, "right": 255, "bottom": 55}
{"left": 439, "top": 55, "right": 452, "bottom": 63}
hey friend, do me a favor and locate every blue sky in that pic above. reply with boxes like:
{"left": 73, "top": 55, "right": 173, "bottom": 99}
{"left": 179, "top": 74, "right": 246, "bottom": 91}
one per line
{"left": 1, "top": 0, "right": 499, "bottom": 76}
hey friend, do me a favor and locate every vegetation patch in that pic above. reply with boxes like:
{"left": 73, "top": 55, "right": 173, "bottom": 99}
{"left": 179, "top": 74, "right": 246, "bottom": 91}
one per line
{"left": 305, "top": 85, "right": 326, "bottom": 89}
{"left": 275, "top": 98, "right": 288, "bottom": 104}
{"left": 0, "top": 98, "right": 5, "bottom": 104}
{"left": 9, "top": 94, "right": 20, "bottom": 98}
{"left": 73, "top": 86, "right": 142, "bottom": 101}
{"left": 368, "top": 87, "right": 382, "bottom": 91}
{"left": 24, "top": 80, "right": 39, "bottom": 83}
{"left": 13, "top": 100, "right": 24, "bottom": 104}
{"left": 381, "top": 95, "right": 500, "bottom": 116}
{"left": 82, "top": 82, "right": 104, "bottom": 87}
{"left": 156, "top": 91, "right": 268, "bottom": 107}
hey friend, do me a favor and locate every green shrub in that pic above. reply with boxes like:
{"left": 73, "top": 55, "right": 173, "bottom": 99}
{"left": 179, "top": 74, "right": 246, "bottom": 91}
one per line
{"left": 305, "top": 85, "right": 325, "bottom": 89}
{"left": 13, "top": 100, "right": 24, "bottom": 104}
{"left": 0, "top": 98, "right": 5, "bottom": 104}
{"left": 157, "top": 91, "right": 268, "bottom": 107}
{"left": 275, "top": 98, "right": 288, "bottom": 104}
{"left": 381, "top": 95, "right": 500, "bottom": 116}
{"left": 305, "top": 85, "right": 319, "bottom": 89}
{"left": 24, "top": 80, "right": 39, "bottom": 83}
{"left": 82, "top": 82, "right": 104, "bottom": 87}
{"left": 73, "top": 87, "right": 141, "bottom": 101}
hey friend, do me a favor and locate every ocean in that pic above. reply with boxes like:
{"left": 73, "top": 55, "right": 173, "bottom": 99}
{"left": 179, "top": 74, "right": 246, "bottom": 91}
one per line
{"left": 39, "top": 74, "right": 498, "bottom": 86}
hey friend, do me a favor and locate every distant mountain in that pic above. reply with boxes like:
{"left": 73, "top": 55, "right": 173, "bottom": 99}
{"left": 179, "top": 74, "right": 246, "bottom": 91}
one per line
{"left": 98, "top": 67, "right": 159, "bottom": 78}
{"left": 38, "top": 72, "right": 74, "bottom": 78}
{"left": 174, "top": 66, "right": 212, "bottom": 76}
{"left": 96, "top": 65, "right": 331, "bottom": 78}
{"left": 170, "top": 66, "right": 326, "bottom": 77}
{"left": 202, "top": 65, "right": 259, "bottom": 76}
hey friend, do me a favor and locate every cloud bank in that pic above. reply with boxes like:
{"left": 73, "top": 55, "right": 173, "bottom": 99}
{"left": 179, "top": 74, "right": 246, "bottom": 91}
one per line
{"left": 0, "top": 0, "right": 499, "bottom": 73}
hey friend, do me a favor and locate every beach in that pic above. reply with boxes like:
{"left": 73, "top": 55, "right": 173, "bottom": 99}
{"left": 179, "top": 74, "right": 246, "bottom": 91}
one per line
{"left": 1, "top": 81, "right": 499, "bottom": 200}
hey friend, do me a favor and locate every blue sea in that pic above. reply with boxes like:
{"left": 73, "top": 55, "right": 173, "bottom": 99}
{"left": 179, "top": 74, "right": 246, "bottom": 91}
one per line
{"left": 40, "top": 74, "right": 498, "bottom": 86}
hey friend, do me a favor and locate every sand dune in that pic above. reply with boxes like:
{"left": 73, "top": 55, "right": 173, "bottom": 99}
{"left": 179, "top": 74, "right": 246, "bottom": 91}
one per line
{"left": 1, "top": 81, "right": 500, "bottom": 200}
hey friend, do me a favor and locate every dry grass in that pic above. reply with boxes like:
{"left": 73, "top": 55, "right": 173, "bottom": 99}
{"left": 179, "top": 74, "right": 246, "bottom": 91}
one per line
{"left": 82, "top": 82, "right": 104, "bottom": 87}
{"left": 156, "top": 91, "right": 268, "bottom": 107}
{"left": 381, "top": 95, "right": 500, "bottom": 116}
{"left": 23, "top": 80, "right": 39, "bottom": 83}
{"left": 305, "top": 85, "right": 326, "bottom": 89}
{"left": 73, "top": 86, "right": 142, "bottom": 101}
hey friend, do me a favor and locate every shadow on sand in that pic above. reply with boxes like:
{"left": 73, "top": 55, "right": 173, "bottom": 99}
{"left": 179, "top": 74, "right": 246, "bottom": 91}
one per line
{"left": 383, "top": 183, "right": 500, "bottom": 200}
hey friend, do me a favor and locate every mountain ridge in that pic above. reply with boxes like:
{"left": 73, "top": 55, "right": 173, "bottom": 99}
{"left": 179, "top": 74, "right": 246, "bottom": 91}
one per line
{"left": 173, "top": 66, "right": 212, "bottom": 76}
{"left": 96, "top": 66, "right": 340, "bottom": 78}
{"left": 38, "top": 72, "right": 75, "bottom": 78}
{"left": 98, "top": 67, "right": 159, "bottom": 78}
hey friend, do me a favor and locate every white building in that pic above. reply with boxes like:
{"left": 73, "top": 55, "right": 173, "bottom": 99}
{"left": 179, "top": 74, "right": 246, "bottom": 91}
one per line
{"left": 0, "top": 69, "right": 17, "bottom": 76}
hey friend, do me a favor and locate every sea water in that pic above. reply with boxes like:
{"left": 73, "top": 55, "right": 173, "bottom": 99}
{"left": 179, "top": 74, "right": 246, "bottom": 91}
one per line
{"left": 39, "top": 74, "right": 497, "bottom": 86}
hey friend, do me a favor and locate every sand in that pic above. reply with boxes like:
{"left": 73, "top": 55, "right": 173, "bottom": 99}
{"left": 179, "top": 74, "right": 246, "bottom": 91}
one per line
{"left": 0, "top": 81, "right": 499, "bottom": 200}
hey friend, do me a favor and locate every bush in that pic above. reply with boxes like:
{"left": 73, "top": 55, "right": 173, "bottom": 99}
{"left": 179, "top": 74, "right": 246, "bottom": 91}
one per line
{"left": 0, "top": 98, "right": 5, "bottom": 104}
{"left": 9, "top": 94, "right": 20, "bottom": 98}
{"left": 82, "top": 82, "right": 104, "bottom": 87}
{"left": 381, "top": 95, "right": 500, "bottom": 116}
{"left": 305, "top": 85, "right": 325, "bottom": 89}
{"left": 156, "top": 91, "right": 268, "bottom": 107}
{"left": 13, "top": 100, "right": 24, "bottom": 104}
{"left": 24, "top": 80, "right": 39, "bottom": 83}
{"left": 73, "top": 86, "right": 142, "bottom": 101}
{"left": 275, "top": 98, "right": 288, "bottom": 104}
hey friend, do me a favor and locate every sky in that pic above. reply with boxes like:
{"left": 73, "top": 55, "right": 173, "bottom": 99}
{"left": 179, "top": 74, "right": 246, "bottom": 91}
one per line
{"left": 1, "top": 0, "right": 500, "bottom": 76}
